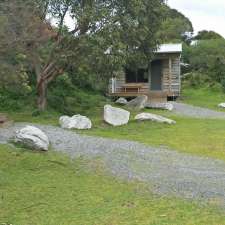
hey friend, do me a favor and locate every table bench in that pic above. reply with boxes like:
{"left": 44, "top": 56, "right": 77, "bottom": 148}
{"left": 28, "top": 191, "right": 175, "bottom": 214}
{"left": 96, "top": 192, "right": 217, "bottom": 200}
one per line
{"left": 122, "top": 84, "right": 143, "bottom": 93}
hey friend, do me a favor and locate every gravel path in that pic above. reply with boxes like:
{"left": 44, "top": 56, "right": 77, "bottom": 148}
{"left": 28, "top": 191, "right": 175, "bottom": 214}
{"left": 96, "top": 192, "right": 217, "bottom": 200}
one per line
{"left": 172, "top": 102, "right": 225, "bottom": 119}
{"left": 1, "top": 123, "right": 225, "bottom": 205}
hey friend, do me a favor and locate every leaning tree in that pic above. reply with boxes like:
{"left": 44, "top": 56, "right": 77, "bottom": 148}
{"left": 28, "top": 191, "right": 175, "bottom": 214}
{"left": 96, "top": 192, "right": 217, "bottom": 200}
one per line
{"left": 1, "top": 0, "right": 165, "bottom": 110}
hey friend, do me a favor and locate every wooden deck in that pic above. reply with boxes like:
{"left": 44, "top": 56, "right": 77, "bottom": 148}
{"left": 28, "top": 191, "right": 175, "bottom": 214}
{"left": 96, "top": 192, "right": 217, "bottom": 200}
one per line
{"left": 109, "top": 90, "right": 169, "bottom": 102}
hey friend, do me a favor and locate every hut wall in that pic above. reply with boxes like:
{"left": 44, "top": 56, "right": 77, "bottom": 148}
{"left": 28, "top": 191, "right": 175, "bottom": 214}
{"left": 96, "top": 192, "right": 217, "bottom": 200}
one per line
{"left": 162, "top": 56, "right": 181, "bottom": 96}
{"left": 109, "top": 54, "right": 181, "bottom": 96}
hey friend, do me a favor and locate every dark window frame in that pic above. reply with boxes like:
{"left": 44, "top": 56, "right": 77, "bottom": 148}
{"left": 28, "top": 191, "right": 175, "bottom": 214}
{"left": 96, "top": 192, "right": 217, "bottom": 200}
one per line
{"left": 125, "top": 68, "right": 149, "bottom": 83}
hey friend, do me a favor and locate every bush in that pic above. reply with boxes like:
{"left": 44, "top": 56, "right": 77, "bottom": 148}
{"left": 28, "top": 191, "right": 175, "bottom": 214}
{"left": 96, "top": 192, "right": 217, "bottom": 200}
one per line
{"left": 183, "top": 39, "right": 225, "bottom": 90}
{"left": 0, "top": 88, "right": 35, "bottom": 111}
{"left": 182, "top": 72, "right": 212, "bottom": 87}
{"left": 48, "top": 74, "right": 106, "bottom": 115}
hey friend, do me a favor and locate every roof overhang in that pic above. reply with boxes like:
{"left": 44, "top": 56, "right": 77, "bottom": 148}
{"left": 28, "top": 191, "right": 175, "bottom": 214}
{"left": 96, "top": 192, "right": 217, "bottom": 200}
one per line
{"left": 155, "top": 43, "right": 182, "bottom": 54}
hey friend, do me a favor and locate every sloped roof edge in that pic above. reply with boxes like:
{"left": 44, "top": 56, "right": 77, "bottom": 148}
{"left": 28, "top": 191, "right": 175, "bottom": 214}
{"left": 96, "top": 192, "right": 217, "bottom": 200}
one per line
{"left": 156, "top": 43, "right": 182, "bottom": 53}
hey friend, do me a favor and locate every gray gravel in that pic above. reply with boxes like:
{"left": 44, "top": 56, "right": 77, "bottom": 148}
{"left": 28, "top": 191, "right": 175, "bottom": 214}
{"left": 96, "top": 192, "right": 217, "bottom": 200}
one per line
{"left": 172, "top": 102, "right": 225, "bottom": 119}
{"left": 1, "top": 123, "right": 225, "bottom": 205}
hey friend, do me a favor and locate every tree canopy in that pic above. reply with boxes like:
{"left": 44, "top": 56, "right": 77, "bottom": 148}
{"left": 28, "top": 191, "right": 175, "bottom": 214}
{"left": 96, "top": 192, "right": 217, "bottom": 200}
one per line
{"left": 0, "top": 0, "right": 165, "bottom": 110}
{"left": 157, "top": 6, "right": 193, "bottom": 44}
{"left": 194, "top": 30, "right": 224, "bottom": 40}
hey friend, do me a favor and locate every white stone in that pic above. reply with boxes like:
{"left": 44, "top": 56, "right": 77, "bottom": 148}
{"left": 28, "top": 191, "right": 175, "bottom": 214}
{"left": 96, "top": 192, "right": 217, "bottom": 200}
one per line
{"left": 14, "top": 126, "right": 49, "bottom": 151}
{"left": 135, "top": 113, "right": 176, "bottom": 125}
{"left": 59, "top": 115, "right": 92, "bottom": 130}
{"left": 145, "top": 102, "right": 174, "bottom": 111}
{"left": 127, "top": 95, "right": 148, "bottom": 110}
{"left": 116, "top": 97, "right": 128, "bottom": 105}
{"left": 218, "top": 103, "right": 225, "bottom": 108}
{"left": 104, "top": 105, "right": 130, "bottom": 126}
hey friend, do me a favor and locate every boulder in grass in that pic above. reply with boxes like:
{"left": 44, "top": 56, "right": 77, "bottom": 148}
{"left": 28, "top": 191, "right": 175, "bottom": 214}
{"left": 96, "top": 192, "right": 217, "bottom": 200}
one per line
{"left": 104, "top": 105, "right": 130, "bottom": 126}
{"left": 218, "top": 103, "right": 225, "bottom": 108}
{"left": 135, "top": 113, "right": 176, "bottom": 125}
{"left": 115, "top": 97, "right": 128, "bottom": 105}
{"left": 59, "top": 115, "right": 92, "bottom": 130}
{"left": 14, "top": 126, "right": 49, "bottom": 151}
{"left": 127, "top": 95, "right": 148, "bottom": 110}
{"left": 145, "top": 102, "right": 174, "bottom": 111}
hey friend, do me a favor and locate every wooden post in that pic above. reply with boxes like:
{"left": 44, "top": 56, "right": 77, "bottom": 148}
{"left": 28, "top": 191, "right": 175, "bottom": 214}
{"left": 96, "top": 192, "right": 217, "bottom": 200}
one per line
{"left": 169, "top": 57, "right": 172, "bottom": 94}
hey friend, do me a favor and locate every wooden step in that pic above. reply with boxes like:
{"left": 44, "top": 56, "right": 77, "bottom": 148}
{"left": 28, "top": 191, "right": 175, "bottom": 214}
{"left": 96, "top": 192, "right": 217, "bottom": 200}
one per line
{"left": 148, "top": 91, "right": 167, "bottom": 97}
{"left": 147, "top": 91, "right": 167, "bottom": 103}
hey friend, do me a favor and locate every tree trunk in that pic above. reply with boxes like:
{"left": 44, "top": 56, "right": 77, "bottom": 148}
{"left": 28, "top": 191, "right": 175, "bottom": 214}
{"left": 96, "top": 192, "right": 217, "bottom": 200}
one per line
{"left": 36, "top": 62, "right": 62, "bottom": 111}
{"left": 37, "top": 78, "right": 47, "bottom": 111}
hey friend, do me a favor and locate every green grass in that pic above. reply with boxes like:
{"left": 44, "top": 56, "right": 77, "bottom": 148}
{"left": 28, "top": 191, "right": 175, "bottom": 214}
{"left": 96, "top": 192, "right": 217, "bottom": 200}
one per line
{"left": 1, "top": 86, "right": 225, "bottom": 160}
{"left": 1, "top": 144, "right": 225, "bottom": 225}
{"left": 3, "top": 86, "right": 225, "bottom": 162}
{"left": 80, "top": 113, "right": 225, "bottom": 161}
{"left": 6, "top": 110, "right": 60, "bottom": 126}
{"left": 181, "top": 86, "right": 225, "bottom": 110}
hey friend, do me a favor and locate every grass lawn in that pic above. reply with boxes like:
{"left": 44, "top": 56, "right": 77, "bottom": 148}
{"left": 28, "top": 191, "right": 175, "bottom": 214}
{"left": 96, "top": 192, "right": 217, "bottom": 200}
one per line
{"left": 80, "top": 114, "right": 225, "bottom": 161}
{"left": 3, "top": 86, "right": 225, "bottom": 161}
{"left": 6, "top": 110, "right": 60, "bottom": 126}
{"left": 1, "top": 144, "right": 225, "bottom": 225}
{"left": 6, "top": 107, "right": 225, "bottom": 161}
{"left": 180, "top": 86, "right": 225, "bottom": 110}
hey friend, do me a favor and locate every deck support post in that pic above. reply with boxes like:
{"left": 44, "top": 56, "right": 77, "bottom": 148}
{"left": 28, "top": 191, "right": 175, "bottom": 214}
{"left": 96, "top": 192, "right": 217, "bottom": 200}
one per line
{"left": 169, "top": 57, "right": 172, "bottom": 94}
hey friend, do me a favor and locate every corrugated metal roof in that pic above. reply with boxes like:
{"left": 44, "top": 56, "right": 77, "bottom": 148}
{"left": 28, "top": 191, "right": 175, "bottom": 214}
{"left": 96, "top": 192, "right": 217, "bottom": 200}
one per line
{"left": 156, "top": 43, "right": 182, "bottom": 53}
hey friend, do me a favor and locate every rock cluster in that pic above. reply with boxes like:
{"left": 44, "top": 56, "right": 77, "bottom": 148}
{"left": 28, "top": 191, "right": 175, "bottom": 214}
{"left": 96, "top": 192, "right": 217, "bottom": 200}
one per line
{"left": 59, "top": 115, "right": 92, "bottom": 130}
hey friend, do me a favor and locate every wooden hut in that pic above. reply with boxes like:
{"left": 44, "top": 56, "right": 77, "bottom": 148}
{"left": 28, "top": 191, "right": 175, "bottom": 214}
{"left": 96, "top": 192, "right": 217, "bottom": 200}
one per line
{"left": 109, "top": 43, "right": 182, "bottom": 102}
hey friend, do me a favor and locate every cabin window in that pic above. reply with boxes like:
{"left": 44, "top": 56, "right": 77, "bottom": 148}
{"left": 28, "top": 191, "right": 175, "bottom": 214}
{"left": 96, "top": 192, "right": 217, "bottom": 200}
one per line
{"left": 125, "top": 68, "right": 148, "bottom": 83}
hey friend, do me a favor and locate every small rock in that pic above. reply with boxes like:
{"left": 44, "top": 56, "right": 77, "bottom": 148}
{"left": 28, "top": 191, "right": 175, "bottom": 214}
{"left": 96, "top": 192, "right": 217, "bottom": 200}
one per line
{"left": 115, "top": 97, "right": 128, "bottom": 105}
{"left": 0, "top": 114, "right": 8, "bottom": 124}
{"left": 145, "top": 102, "right": 174, "bottom": 111}
{"left": 14, "top": 126, "right": 49, "bottom": 151}
{"left": 104, "top": 105, "right": 130, "bottom": 126}
{"left": 127, "top": 95, "right": 148, "bottom": 110}
{"left": 218, "top": 103, "right": 225, "bottom": 108}
{"left": 59, "top": 115, "right": 92, "bottom": 130}
{"left": 135, "top": 113, "right": 176, "bottom": 124}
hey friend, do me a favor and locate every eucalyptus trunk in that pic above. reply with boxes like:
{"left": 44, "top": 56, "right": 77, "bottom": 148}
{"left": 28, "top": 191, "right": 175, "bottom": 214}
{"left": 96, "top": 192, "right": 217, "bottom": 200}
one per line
{"left": 37, "top": 78, "right": 48, "bottom": 111}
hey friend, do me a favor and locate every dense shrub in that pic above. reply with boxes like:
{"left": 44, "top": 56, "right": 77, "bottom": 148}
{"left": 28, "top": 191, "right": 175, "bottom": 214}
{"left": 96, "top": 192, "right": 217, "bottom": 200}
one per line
{"left": 48, "top": 73, "right": 107, "bottom": 115}
{"left": 183, "top": 39, "right": 225, "bottom": 91}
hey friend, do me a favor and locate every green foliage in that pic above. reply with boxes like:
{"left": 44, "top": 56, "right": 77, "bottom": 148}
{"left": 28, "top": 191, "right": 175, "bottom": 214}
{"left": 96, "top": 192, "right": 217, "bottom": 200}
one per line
{"left": 195, "top": 30, "right": 224, "bottom": 40}
{"left": 182, "top": 72, "right": 212, "bottom": 88}
{"left": 48, "top": 74, "right": 107, "bottom": 115}
{"left": 1, "top": 144, "right": 225, "bottom": 224}
{"left": 0, "top": 0, "right": 165, "bottom": 110}
{"left": 183, "top": 39, "right": 225, "bottom": 90}
{"left": 157, "top": 6, "right": 193, "bottom": 43}
{"left": 0, "top": 89, "right": 35, "bottom": 111}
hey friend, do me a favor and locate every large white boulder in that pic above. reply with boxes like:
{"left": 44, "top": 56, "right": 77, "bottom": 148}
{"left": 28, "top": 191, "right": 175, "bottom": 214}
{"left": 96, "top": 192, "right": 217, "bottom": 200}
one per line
{"left": 145, "top": 102, "right": 174, "bottom": 111}
{"left": 218, "top": 103, "right": 225, "bottom": 108}
{"left": 135, "top": 113, "right": 176, "bottom": 125}
{"left": 104, "top": 105, "right": 130, "bottom": 126}
{"left": 116, "top": 97, "right": 128, "bottom": 105}
{"left": 127, "top": 95, "right": 148, "bottom": 110}
{"left": 14, "top": 126, "right": 49, "bottom": 151}
{"left": 59, "top": 115, "right": 92, "bottom": 130}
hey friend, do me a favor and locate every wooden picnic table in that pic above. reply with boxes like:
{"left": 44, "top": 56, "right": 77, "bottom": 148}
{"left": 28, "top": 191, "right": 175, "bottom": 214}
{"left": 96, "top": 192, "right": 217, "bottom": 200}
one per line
{"left": 122, "top": 84, "right": 143, "bottom": 93}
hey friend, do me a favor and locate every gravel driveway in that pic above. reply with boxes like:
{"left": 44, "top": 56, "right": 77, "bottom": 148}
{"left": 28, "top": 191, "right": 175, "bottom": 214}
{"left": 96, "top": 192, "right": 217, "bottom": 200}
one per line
{"left": 172, "top": 102, "right": 225, "bottom": 119}
{"left": 1, "top": 123, "right": 225, "bottom": 206}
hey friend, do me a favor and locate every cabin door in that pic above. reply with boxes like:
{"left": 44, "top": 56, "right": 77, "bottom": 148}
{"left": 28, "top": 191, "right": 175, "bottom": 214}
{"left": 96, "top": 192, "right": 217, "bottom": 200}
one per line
{"left": 150, "top": 60, "right": 162, "bottom": 91}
